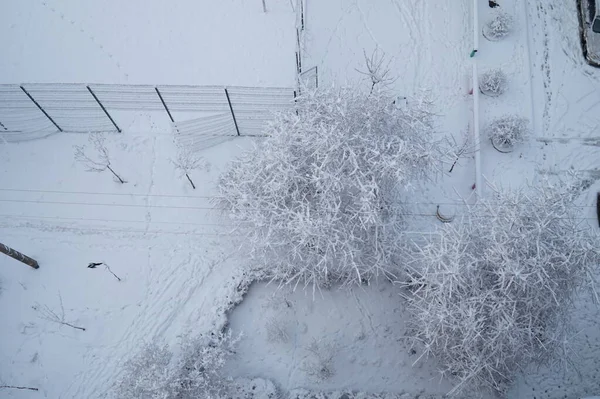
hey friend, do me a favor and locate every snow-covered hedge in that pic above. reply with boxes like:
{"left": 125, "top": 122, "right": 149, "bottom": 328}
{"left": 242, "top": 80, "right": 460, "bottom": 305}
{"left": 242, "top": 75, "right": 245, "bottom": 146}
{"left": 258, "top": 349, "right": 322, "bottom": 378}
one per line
{"left": 403, "top": 184, "right": 600, "bottom": 395}
{"left": 483, "top": 11, "right": 514, "bottom": 41}
{"left": 479, "top": 69, "right": 507, "bottom": 97}
{"left": 487, "top": 115, "right": 529, "bottom": 150}
{"left": 218, "top": 88, "right": 446, "bottom": 288}
{"left": 113, "top": 331, "right": 240, "bottom": 399}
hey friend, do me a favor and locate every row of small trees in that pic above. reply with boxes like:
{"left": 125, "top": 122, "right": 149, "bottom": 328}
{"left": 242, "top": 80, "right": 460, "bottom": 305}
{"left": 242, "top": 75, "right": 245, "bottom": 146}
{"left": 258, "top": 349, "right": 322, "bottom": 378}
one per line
{"left": 74, "top": 134, "right": 206, "bottom": 188}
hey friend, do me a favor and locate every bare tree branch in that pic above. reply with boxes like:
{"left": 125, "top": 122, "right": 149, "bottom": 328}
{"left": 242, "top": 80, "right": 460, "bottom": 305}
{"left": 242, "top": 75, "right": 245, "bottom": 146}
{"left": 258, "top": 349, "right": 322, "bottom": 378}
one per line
{"left": 33, "top": 293, "right": 86, "bottom": 331}
{"left": 74, "top": 133, "right": 125, "bottom": 183}
{"left": 356, "top": 47, "right": 398, "bottom": 93}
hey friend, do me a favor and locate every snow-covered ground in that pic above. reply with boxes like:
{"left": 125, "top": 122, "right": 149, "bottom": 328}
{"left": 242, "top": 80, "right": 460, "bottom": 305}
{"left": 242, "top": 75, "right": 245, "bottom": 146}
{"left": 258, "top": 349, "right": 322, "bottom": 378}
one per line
{"left": 1, "top": 0, "right": 599, "bottom": 398}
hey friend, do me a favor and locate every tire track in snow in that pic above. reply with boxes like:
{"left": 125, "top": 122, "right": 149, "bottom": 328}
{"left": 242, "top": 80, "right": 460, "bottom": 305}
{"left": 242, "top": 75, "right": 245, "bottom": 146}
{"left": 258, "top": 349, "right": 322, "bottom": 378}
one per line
{"left": 66, "top": 248, "right": 213, "bottom": 399}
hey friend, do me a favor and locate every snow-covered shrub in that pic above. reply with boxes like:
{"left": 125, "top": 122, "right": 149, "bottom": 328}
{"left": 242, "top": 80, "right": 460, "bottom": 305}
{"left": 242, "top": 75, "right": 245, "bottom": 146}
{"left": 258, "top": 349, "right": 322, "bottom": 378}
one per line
{"left": 479, "top": 69, "right": 508, "bottom": 97}
{"left": 218, "top": 87, "right": 446, "bottom": 289}
{"left": 265, "top": 316, "right": 290, "bottom": 343}
{"left": 113, "top": 331, "right": 240, "bottom": 399}
{"left": 114, "top": 343, "right": 174, "bottom": 399}
{"left": 403, "top": 184, "right": 600, "bottom": 395}
{"left": 301, "top": 339, "right": 337, "bottom": 382}
{"left": 483, "top": 11, "right": 514, "bottom": 41}
{"left": 172, "top": 330, "right": 240, "bottom": 399}
{"left": 487, "top": 115, "right": 529, "bottom": 150}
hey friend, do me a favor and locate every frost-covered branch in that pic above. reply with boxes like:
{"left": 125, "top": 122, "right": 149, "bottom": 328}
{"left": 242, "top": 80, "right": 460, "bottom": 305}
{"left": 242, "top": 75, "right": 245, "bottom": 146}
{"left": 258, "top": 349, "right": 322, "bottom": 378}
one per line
{"left": 172, "top": 148, "right": 207, "bottom": 189}
{"left": 218, "top": 87, "right": 449, "bottom": 289}
{"left": 356, "top": 47, "right": 397, "bottom": 93}
{"left": 33, "top": 293, "right": 86, "bottom": 331}
{"left": 403, "top": 182, "right": 600, "bottom": 395}
{"left": 74, "top": 133, "right": 125, "bottom": 183}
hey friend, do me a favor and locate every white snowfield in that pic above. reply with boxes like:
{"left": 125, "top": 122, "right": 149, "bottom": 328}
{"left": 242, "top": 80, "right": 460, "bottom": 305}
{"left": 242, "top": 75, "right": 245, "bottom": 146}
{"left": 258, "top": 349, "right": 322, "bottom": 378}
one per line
{"left": 0, "top": 1, "right": 599, "bottom": 399}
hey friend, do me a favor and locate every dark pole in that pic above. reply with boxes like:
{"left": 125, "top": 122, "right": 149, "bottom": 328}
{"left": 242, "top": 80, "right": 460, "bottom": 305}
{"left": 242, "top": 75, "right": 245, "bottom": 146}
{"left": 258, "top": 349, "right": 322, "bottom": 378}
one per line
{"left": 300, "top": 0, "right": 304, "bottom": 30}
{"left": 0, "top": 242, "right": 39, "bottom": 269}
{"left": 155, "top": 87, "right": 174, "bottom": 123}
{"left": 20, "top": 86, "right": 63, "bottom": 132}
{"left": 87, "top": 86, "right": 121, "bottom": 133}
{"left": 0, "top": 120, "right": 7, "bottom": 131}
{"left": 315, "top": 65, "right": 318, "bottom": 88}
{"left": 224, "top": 88, "right": 241, "bottom": 136}
{"left": 293, "top": 90, "right": 299, "bottom": 116}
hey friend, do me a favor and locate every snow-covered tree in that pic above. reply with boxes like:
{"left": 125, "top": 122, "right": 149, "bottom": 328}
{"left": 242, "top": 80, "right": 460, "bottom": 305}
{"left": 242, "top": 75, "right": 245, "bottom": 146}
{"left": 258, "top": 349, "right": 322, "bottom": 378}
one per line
{"left": 218, "top": 87, "right": 448, "bottom": 289}
{"left": 74, "top": 133, "right": 125, "bottom": 183}
{"left": 487, "top": 115, "right": 529, "bottom": 151}
{"left": 403, "top": 183, "right": 600, "bottom": 395}
{"left": 483, "top": 11, "right": 514, "bottom": 41}
{"left": 172, "top": 147, "right": 207, "bottom": 189}
{"left": 479, "top": 69, "right": 508, "bottom": 97}
{"left": 356, "top": 47, "right": 397, "bottom": 93}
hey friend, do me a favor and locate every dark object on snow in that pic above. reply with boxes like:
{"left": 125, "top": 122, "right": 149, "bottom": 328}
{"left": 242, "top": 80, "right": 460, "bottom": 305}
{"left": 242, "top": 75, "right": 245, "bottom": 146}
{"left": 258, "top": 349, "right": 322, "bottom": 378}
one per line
{"left": 597, "top": 192, "right": 600, "bottom": 227}
{"left": 489, "top": 0, "right": 499, "bottom": 8}
{"left": 0, "top": 241, "right": 39, "bottom": 269}
{"left": 88, "top": 262, "right": 122, "bottom": 281}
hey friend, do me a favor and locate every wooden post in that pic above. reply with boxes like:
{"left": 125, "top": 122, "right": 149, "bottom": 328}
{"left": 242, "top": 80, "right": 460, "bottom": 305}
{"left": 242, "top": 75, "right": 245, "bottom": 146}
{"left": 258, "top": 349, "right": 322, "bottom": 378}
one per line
{"left": 0, "top": 242, "right": 39, "bottom": 269}
{"left": 224, "top": 88, "right": 241, "bottom": 136}
{"left": 87, "top": 86, "right": 121, "bottom": 133}
{"left": 20, "top": 86, "right": 63, "bottom": 132}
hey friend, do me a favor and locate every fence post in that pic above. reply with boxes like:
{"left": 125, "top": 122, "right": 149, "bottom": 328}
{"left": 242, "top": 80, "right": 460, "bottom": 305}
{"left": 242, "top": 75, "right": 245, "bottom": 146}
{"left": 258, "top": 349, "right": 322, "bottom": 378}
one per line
{"left": 0, "top": 120, "right": 7, "bottom": 131}
{"left": 155, "top": 87, "right": 174, "bottom": 123}
{"left": 87, "top": 85, "right": 121, "bottom": 133}
{"left": 300, "top": 0, "right": 304, "bottom": 30}
{"left": 293, "top": 90, "right": 299, "bottom": 116}
{"left": 20, "top": 86, "right": 63, "bottom": 132}
{"left": 315, "top": 65, "right": 318, "bottom": 88}
{"left": 224, "top": 88, "right": 241, "bottom": 136}
{"left": 0, "top": 242, "right": 39, "bottom": 269}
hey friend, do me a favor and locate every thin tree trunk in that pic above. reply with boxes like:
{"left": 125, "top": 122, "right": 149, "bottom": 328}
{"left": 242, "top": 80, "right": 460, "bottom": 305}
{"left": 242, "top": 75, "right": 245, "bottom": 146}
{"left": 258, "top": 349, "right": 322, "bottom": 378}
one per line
{"left": 262, "top": 0, "right": 267, "bottom": 12}
{"left": 1, "top": 385, "right": 39, "bottom": 391}
{"left": 185, "top": 173, "right": 196, "bottom": 189}
{"left": 107, "top": 165, "right": 125, "bottom": 184}
{"left": 64, "top": 322, "right": 86, "bottom": 331}
{"left": 105, "top": 263, "right": 122, "bottom": 281}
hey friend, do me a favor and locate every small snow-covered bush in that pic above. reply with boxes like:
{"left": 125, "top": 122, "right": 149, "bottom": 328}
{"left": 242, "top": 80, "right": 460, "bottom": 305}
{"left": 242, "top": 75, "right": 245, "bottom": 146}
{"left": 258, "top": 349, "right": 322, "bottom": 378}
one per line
{"left": 265, "top": 316, "right": 290, "bottom": 343}
{"left": 301, "top": 339, "right": 337, "bottom": 382}
{"left": 483, "top": 11, "right": 514, "bottom": 41}
{"left": 479, "top": 69, "right": 508, "bottom": 97}
{"left": 487, "top": 115, "right": 529, "bottom": 150}
{"left": 174, "top": 330, "right": 240, "bottom": 398}
{"left": 114, "top": 343, "right": 174, "bottom": 399}
{"left": 218, "top": 87, "right": 446, "bottom": 288}
{"left": 113, "top": 331, "right": 240, "bottom": 399}
{"left": 403, "top": 184, "right": 600, "bottom": 395}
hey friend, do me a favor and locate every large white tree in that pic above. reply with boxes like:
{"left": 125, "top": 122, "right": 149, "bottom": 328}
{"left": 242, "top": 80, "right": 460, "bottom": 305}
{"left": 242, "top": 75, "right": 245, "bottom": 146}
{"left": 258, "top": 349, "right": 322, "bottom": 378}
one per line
{"left": 218, "top": 87, "right": 447, "bottom": 289}
{"left": 403, "top": 183, "right": 600, "bottom": 395}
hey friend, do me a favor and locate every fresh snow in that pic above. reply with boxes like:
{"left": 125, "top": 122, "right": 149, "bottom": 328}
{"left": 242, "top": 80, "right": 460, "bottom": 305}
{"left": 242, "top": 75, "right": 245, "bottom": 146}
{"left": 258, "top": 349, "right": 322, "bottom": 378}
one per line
{"left": 1, "top": 0, "right": 599, "bottom": 398}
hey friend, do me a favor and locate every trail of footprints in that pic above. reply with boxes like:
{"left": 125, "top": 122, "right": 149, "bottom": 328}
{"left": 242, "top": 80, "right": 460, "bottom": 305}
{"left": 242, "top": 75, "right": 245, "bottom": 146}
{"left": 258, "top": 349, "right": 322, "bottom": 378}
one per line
{"left": 40, "top": 1, "right": 129, "bottom": 81}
